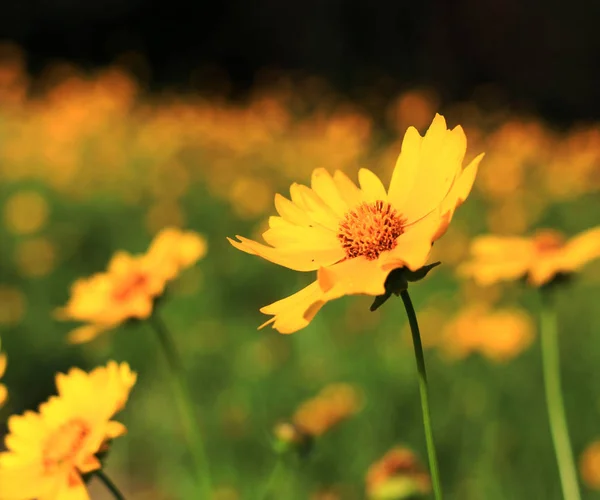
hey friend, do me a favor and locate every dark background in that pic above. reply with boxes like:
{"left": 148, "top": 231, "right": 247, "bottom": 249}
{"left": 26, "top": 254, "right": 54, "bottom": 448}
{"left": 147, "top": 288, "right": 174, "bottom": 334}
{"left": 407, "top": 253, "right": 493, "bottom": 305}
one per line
{"left": 0, "top": 0, "right": 599, "bottom": 123}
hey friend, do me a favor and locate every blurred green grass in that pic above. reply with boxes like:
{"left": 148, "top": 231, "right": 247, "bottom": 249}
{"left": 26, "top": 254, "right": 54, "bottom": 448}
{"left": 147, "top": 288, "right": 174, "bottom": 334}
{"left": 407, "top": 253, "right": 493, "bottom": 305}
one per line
{"left": 0, "top": 56, "right": 599, "bottom": 499}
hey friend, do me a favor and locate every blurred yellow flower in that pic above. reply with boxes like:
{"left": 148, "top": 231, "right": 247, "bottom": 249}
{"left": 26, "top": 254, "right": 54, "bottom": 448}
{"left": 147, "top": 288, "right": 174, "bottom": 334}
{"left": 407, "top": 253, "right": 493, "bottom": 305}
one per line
{"left": 0, "top": 349, "right": 6, "bottom": 408}
{"left": 0, "top": 362, "right": 135, "bottom": 500}
{"left": 460, "top": 227, "right": 600, "bottom": 287}
{"left": 580, "top": 440, "right": 600, "bottom": 490}
{"left": 3, "top": 190, "right": 49, "bottom": 235}
{"left": 229, "top": 114, "right": 484, "bottom": 333}
{"left": 440, "top": 305, "right": 535, "bottom": 362}
{"left": 366, "top": 447, "right": 430, "bottom": 500}
{"left": 56, "top": 227, "right": 207, "bottom": 343}
{"left": 292, "top": 383, "right": 361, "bottom": 437}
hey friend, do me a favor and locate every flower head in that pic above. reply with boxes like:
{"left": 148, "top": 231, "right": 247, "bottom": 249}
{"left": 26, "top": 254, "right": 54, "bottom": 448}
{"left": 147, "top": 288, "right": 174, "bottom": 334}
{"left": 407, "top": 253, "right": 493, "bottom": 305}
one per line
{"left": 56, "top": 227, "right": 206, "bottom": 343}
{"left": 229, "top": 114, "right": 483, "bottom": 333}
{"left": 0, "top": 361, "right": 136, "bottom": 500}
{"left": 580, "top": 440, "right": 600, "bottom": 490}
{"left": 460, "top": 227, "right": 600, "bottom": 287}
{"left": 366, "top": 447, "right": 430, "bottom": 499}
{"left": 438, "top": 304, "right": 535, "bottom": 362}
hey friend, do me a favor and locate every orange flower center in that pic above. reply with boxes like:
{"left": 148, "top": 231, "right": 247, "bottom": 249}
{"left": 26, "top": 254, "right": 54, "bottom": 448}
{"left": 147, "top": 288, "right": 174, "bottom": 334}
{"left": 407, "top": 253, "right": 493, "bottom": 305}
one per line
{"left": 533, "top": 230, "right": 565, "bottom": 254}
{"left": 337, "top": 201, "right": 405, "bottom": 260}
{"left": 112, "top": 273, "right": 148, "bottom": 302}
{"left": 43, "top": 419, "right": 91, "bottom": 474}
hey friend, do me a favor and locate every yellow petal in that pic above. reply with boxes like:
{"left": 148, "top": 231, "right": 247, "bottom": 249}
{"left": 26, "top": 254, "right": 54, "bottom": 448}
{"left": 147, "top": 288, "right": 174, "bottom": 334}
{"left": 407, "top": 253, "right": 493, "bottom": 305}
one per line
{"left": 228, "top": 236, "right": 345, "bottom": 272}
{"left": 0, "top": 384, "right": 7, "bottom": 407}
{"left": 66, "top": 324, "right": 106, "bottom": 344}
{"left": 43, "top": 472, "right": 91, "bottom": 500}
{"left": 261, "top": 219, "right": 338, "bottom": 248}
{"left": 259, "top": 281, "right": 326, "bottom": 334}
{"left": 562, "top": 226, "right": 600, "bottom": 270}
{"left": 105, "top": 420, "right": 127, "bottom": 439}
{"left": 358, "top": 168, "right": 387, "bottom": 203}
{"left": 0, "top": 353, "right": 6, "bottom": 378}
{"left": 440, "top": 153, "right": 485, "bottom": 216}
{"left": 311, "top": 168, "right": 349, "bottom": 217}
{"left": 333, "top": 170, "right": 363, "bottom": 207}
{"left": 317, "top": 257, "right": 388, "bottom": 297}
{"left": 290, "top": 184, "right": 340, "bottom": 230}
{"left": 274, "top": 194, "right": 313, "bottom": 226}
{"left": 387, "top": 126, "right": 422, "bottom": 208}
{"left": 381, "top": 210, "right": 441, "bottom": 271}
{"left": 397, "top": 115, "right": 468, "bottom": 223}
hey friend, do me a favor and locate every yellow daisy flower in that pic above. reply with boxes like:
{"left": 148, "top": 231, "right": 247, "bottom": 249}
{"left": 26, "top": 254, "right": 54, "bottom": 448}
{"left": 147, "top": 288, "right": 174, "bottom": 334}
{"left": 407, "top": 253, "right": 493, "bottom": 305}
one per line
{"left": 0, "top": 362, "right": 136, "bottom": 500}
{"left": 0, "top": 350, "right": 7, "bottom": 408}
{"left": 460, "top": 227, "right": 600, "bottom": 287}
{"left": 56, "top": 227, "right": 207, "bottom": 343}
{"left": 229, "top": 114, "right": 483, "bottom": 333}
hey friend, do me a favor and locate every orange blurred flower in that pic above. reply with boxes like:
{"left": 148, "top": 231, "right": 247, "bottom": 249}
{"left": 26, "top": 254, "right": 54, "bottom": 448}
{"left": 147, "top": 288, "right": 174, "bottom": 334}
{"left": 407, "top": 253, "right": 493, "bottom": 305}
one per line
{"left": 366, "top": 446, "right": 430, "bottom": 499}
{"left": 580, "top": 440, "right": 600, "bottom": 490}
{"left": 0, "top": 362, "right": 135, "bottom": 500}
{"left": 229, "top": 114, "right": 484, "bottom": 333}
{"left": 460, "top": 227, "right": 600, "bottom": 287}
{"left": 56, "top": 227, "right": 207, "bottom": 343}
{"left": 440, "top": 304, "right": 535, "bottom": 362}
{"left": 0, "top": 346, "right": 6, "bottom": 408}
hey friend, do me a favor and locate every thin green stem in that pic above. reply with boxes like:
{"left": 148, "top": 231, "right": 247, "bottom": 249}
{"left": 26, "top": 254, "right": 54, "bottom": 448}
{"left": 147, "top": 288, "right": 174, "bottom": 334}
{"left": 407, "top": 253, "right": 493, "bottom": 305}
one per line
{"left": 400, "top": 289, "right": 443, "bottom": 500}
{"left": 259, "top": 459, "right": 285, "bottom": 500}
{"left": 95, "top": 469, "right": 126, "bottom": 500}
{"left": 149, "top": 313, "right": 212, "bottom": 497}
{"left": 540, "top": 290, "right": 581, "bottom": 500}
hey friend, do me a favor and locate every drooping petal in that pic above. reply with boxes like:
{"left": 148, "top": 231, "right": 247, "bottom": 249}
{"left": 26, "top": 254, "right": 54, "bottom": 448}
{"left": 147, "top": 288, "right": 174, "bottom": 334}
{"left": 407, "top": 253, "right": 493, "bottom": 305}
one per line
{"left": 439, "top": 153, "right": 485, "bottom": 216}
{"left": 259, "top": 281, "right": 326, "bottom": 334}
{"left": 228, "top": 236, "right": 345, "bottom": 271}
{"left": 317, "top": 257, "right": 388, "bottom": 297}
{"left": 311, "top": 168, "right": 349, "bottom": 217}
{"left": 358, "top": 168, "right": 388, "bottom": 203}
{"left": 561, "top": 226, "right": 600, "bottom": 270}
{"left": 66, "top": 324, "right": 108, "bottom": 345}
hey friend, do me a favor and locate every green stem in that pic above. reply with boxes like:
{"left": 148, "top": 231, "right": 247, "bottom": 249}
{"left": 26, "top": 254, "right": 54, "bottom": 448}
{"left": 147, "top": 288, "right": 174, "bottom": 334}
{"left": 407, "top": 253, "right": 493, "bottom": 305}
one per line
{"left": 259, "top": 459, "right": 285, "bottom": 500}
{"left": 540, "top": 290, "right": 581, "bottom": 500}
{"left": 95, "top": 469, "right": 126, "bottom": 500}
{"left": 400, "top": 289, "right": 443, "bottom": 500}
{"left": 149, "top": 313, "right": 212, "bottom": 497}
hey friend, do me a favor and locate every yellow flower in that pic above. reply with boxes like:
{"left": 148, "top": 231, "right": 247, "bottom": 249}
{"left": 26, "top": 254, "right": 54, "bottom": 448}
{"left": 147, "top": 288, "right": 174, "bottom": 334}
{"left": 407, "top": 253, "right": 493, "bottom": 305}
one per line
{"left": 56, "top": 227, "right": 207, "bottom": 343}
{"left": 461, "top": 227, "right": 600, "bottom": 287}
{"left": 292, "top": 383, "right": 361, "bottom": 437}
{"left": 0, "top": 362, "right": 136, "bottom": 500}
{"left": 580, "top": 440, "right": 600, "bottom": 490}
{"left": 440, "top": 304, "right": 535, "bottom": 362}
{"left": 229, "top": 114, "right": 483, "bottom": 333}
{"left": 366, "top": 447, "right": 430, "bottom": 500}
{"left": 0, "top": 350, "right": 6, "bottom": 408}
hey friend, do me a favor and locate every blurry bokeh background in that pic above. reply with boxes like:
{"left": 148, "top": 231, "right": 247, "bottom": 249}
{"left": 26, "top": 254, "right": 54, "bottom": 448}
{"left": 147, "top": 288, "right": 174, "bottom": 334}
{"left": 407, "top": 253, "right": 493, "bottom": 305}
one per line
{"left": 1, "top": 1, "right": 600, "bottom": 498}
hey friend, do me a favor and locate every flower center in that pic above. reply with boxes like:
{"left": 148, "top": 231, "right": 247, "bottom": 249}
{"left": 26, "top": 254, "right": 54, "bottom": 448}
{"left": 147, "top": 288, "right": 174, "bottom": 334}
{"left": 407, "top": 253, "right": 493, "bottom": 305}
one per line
{"left": 337, "top": 200, "right": 406, "bottom": 260}
{"left": 112, "top": 273, "right": 148, "bottom": 302}
{"left": 43, "top": 419, "right": 91, "bottom": 474}
{"left": 533, "top": 230, "right": 565, "bottom": 254}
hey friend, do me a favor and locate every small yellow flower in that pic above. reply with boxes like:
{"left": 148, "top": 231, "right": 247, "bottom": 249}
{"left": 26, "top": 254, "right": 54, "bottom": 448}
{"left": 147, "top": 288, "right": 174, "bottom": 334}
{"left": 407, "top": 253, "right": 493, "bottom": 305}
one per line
{"left": 0, "top": 362, "right": 136, "bottom": 500}
{"left": 0, "top": 350, "right": 7, "bottom": 408}
{"left": 366, "top": 447, "right": 430, "bottom": 500}
{"left": 580, "top": 440, "right": 600, "bottom": 490}
{"left": 460, "top": 227, "right": 600, "bottom": 287}
{"left": 229, "top": 114, "right": 483, "bottom": 333}
{"left": 56, "top": 227, "right": 207, "bottom": 343}
{"left": 292, "top": 383, "right": 361, "bottom": 437}
{"left": 440, "top": 304, "right": 535, "bottom": 362}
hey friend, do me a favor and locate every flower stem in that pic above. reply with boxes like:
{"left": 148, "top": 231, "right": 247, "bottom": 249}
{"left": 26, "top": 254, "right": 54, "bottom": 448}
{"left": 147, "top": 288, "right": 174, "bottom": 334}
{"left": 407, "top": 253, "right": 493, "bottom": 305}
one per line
{"left": 149, "top": 313, "right": 212, "bottom": 497}
{"left": 400, "top": 289, "right": 443, "bottom": 500}
{"left": 95, "top": 469, "right": 126, "bottom": 500}
{"left": 259, "top": 459, "right": 285, "bottom": 500}
{"left": 540, "top": 290, "right": 581, "bottom": 500}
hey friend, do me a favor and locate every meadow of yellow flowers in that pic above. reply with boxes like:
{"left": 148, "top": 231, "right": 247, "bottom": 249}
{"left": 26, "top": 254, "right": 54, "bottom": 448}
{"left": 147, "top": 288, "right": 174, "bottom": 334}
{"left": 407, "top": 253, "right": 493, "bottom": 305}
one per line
{"left": 0, "top": 42, "right": 600, "bottom": 499}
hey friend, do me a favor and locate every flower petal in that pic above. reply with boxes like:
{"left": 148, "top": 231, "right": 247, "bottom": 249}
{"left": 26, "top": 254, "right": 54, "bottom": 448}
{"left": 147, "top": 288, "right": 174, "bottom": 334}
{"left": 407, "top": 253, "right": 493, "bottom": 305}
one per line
{"left": 66, "top": 325, "right": 108, "bottom": 345}
{"left": 290, "top": 183, "right": 340, "bottom": 230}
{"left": 311, "top": 168, "right": 349, "bottom": 217}
{"left": 387, "top": 126, "right": 422, "bottom": 208}
{"left": 562, "top": 226, "right": 600, "bottom": 271}
{"left": 259, "top": 281, "right": 326, "bottom": 334}
{"left": 274, "top": 194, "right": 313, "bottom": 226}
{"left": 317, "top": 257, "right": 388, "bottom": 297}
{"left": 358, "top": 168, "right": 388, "bottom": 203}
{"left": 228, "top": 236, "right": 345, "bottom": 271}
{"left": 333, "top": 170, "right": 364, "bottom": 207}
